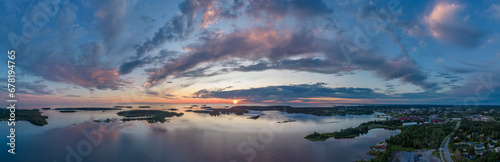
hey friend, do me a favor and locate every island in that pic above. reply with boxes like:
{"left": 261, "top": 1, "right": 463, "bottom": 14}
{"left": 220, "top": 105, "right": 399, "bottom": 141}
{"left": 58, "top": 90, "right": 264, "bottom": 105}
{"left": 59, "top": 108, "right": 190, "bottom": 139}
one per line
{"left": 55, "top": 107, "right": 122, "bottom": 111}
{"left": 41, "top": 108, "right": 51, "bottom": 110}
{"left": 305, "top": 120, "right": 402, "bottom": 141}
{"left": 0, "top": 109, "right": 48, "bottom": 126}
{"left": 59, "top": 110, "right": 77, "bottom": 113}
{"left": 192, "top": 106, "right": 374, "bottom": 117}
{"left": 247, "top": 115, "right": 260, "bottom": 120}
{"left": 93, "top": 118, "right": 112, "bottom": 123}
{"left": 192, "top": 107, "right": 249, "bottom": 116}
{"left": 117, "top": 110, "right": 183, "bottom": 123}
{"left": 232, "top": 106, "right": 374, "bottom": 116}
{"left": 138, "top": 106, "right": 151, "bottom": 108}
{"left": 277, "top": 120, "right": 296, "bottom": 123}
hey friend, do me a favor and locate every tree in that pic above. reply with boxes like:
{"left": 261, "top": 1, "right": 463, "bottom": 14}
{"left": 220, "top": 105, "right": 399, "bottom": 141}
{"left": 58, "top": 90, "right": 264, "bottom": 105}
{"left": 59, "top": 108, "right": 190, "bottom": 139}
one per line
{"left": 467, "top": 146, "right": 474, "bottom": 155}
{"left": 455, "top": 149, "right": 462, "bottom": 160}
{"left": 450, "top": 142, "right": 456, "bottom": 152}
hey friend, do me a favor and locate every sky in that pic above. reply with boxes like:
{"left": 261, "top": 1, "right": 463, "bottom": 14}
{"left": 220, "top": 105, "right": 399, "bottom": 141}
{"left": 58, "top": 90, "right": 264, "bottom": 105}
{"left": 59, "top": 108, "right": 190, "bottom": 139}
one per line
{"left": 1, "top": 0, "right": 500, "bottom": 106}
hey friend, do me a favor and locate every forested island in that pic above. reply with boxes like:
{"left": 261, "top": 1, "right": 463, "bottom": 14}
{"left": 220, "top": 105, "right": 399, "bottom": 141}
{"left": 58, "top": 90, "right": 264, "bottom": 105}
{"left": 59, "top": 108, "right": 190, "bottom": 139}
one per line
{"left": 192, "top": 106, "right": 374, "bottom": 117}
{"left": 54, "top": 107, "right": 122, "bottom": 111}
{"left": 235, "top": 106, "right": 374, "bottom": 116}
{"left": 305, "top": 120, "right": 402, "bottom": 141}
{"left": 117, "top": 110, "right": 183, "bottom": 123}
{"left": 0, "top": 109, "right": 48, "bottom": 126}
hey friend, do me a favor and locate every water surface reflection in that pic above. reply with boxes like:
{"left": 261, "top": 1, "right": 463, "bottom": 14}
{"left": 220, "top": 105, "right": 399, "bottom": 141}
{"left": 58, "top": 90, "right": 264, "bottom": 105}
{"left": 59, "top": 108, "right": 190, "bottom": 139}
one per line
{"left": 1, "top": 104, "right": 399, "bottom": 162}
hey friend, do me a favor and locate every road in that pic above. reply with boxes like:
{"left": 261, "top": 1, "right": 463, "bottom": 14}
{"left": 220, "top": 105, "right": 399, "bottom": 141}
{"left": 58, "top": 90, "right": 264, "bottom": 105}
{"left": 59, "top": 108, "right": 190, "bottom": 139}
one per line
{"left": 439, "top": 121, "right": 460, "bottom": 162}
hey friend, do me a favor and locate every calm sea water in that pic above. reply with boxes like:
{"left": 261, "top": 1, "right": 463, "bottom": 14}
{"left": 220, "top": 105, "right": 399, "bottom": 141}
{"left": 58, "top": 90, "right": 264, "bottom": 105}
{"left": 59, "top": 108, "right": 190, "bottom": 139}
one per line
{"left": 1, "top": 104, "right": 399, "bottom": 162}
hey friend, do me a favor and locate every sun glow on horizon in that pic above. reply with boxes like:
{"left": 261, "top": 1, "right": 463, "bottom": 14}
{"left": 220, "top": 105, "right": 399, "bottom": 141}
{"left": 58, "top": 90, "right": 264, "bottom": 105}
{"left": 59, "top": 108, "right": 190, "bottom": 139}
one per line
{"left": 233, "top": 99, "right": 239, "bottom": 104}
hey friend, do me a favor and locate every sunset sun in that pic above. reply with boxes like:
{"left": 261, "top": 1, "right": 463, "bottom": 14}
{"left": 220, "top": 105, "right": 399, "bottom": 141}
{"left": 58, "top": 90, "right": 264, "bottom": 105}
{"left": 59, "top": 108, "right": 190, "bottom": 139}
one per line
{"left": 233, "top": 100, "right": 239, "bottom": 104}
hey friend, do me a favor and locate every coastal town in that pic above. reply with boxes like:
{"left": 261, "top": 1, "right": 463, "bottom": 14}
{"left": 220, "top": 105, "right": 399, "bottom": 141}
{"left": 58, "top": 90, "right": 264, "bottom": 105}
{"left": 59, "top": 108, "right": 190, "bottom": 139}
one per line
{"left": 302, "top": 105, "right": 500, "bottom": 161}
{"left": 358, "top": 106, "right": 500, "bottom": 162}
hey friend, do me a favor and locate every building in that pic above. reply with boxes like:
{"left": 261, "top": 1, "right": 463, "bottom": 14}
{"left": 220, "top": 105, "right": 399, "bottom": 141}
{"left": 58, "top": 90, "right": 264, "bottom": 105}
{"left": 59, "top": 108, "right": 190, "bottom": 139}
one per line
{"left": 464, "top": 153, "right": 476, "bottom": 160}
{"left": 375, "top": 142, "right": 387, "bottom": 149}
{"left": 475, "top": 150, "right": 484, "bottom": 156}
{"left": 489, "top": 143, "right": 495, "bottom": 148}
{"left": 402, "top": 122, "right": 418, "bottom": 127}
{"left": 460, "top": 146, "right": 467, "bottom": 152}
{"left": 431, "top": 119, "right": 444, "bottom": 124}
{"left": 399, "top": 117, "right": 412, "bottom": 121}
{"left": 496, "top": 147, "right": 500, "bottom": 153}
{"left": 474, "top": 144, "right": 485, "bottom": 150}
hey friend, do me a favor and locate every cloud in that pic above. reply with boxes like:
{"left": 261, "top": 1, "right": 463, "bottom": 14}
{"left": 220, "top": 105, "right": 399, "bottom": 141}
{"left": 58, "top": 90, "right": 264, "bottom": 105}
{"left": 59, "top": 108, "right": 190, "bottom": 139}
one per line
{"left": 1, "top": 81, "right": 53, "bottom": 95}
{"left": 191, "top": 81, "right": 500, "bottom": 104}
{"left": 246, "top": 0, "right": 290, "bottom": 20}
{"left": 80, "top": 0, "right": 130, "bottom": 48}
{"left": 140, "top": 15, "right": 156, "bottom": 23}
{"left": 1, "top": 0, "right": 136, "bottom": 91}
{"left": 487, "top": 4, "right": 500, "bottom": 20}
{"left": 192, "top": 83, "right": 389, "bottom": 102}
{"left": 175, "top": 66, "right": 228, "bottom": 78}
{"left": 234, "top": 58, "right": 349, "bottom": 74}
{"left": 63, "top": 94, "right": 81, "bottom": 97}
{"left": 384, "top": 83, "right": 396, "bottom": 93}
{"left": 437, "top": 56, "right": 490, "bottom": 74}
{"left": 246, "top": 0, "right": 332, "bottom": 20}
{"left": 20, "top": 41, "right": 133, "bottom": 90}
{"left": 322, "top": 40, "right": 438, "bottom": 90}
{"left": 121, "top": 0, "right": 334, "bottom": 76}
{"left": 144, "top": 26, "right": 325, "bottom": 87}
{"left": 143, "top": 23, "right": 437, "bottom": 91}
{"left": 357, "top": 3, "right": 379, "bottom": 21}
{"left": 121, "top": 0, "right": 245, "bottom": 75}
{"left": 55, "top": 3, "right": 78, "bottom": 30}
{"left": 290, "top": 0, "right": 332, "bottom": 18}
{"left": 444, "top": 72, "right": 500, "bottom": 104}
{"left": 118, "top": 50, "right": 178, "bottom": 75}
{"left": 356, "top": 54, "right": 439, "bottom": 90}
{"left": 425, "top": 3, "right": 485, "bottom": 47}
{"left": 198, "top": 0, "right": 243, "bottom": 28}
{"left": 133, "top": 0, "right": 242, "bottom": 59}
{"left": 436, "top": 72, "right": 463, "bottom": 89}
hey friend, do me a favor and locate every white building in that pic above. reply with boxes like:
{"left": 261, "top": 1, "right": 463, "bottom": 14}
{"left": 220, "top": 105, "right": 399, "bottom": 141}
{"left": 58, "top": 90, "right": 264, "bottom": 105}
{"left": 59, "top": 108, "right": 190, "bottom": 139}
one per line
{"left": 402, "top": 122, "right": 418, "bottom": 126}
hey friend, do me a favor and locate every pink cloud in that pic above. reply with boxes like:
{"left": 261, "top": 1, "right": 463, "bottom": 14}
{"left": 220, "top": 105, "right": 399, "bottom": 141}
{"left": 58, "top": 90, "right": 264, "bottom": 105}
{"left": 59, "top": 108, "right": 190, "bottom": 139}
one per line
{"left": 424, "top": 3, "right": 485, "bottom": 47}
{"left": 426, "top": 3, "right": 463, "bottom": 38}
